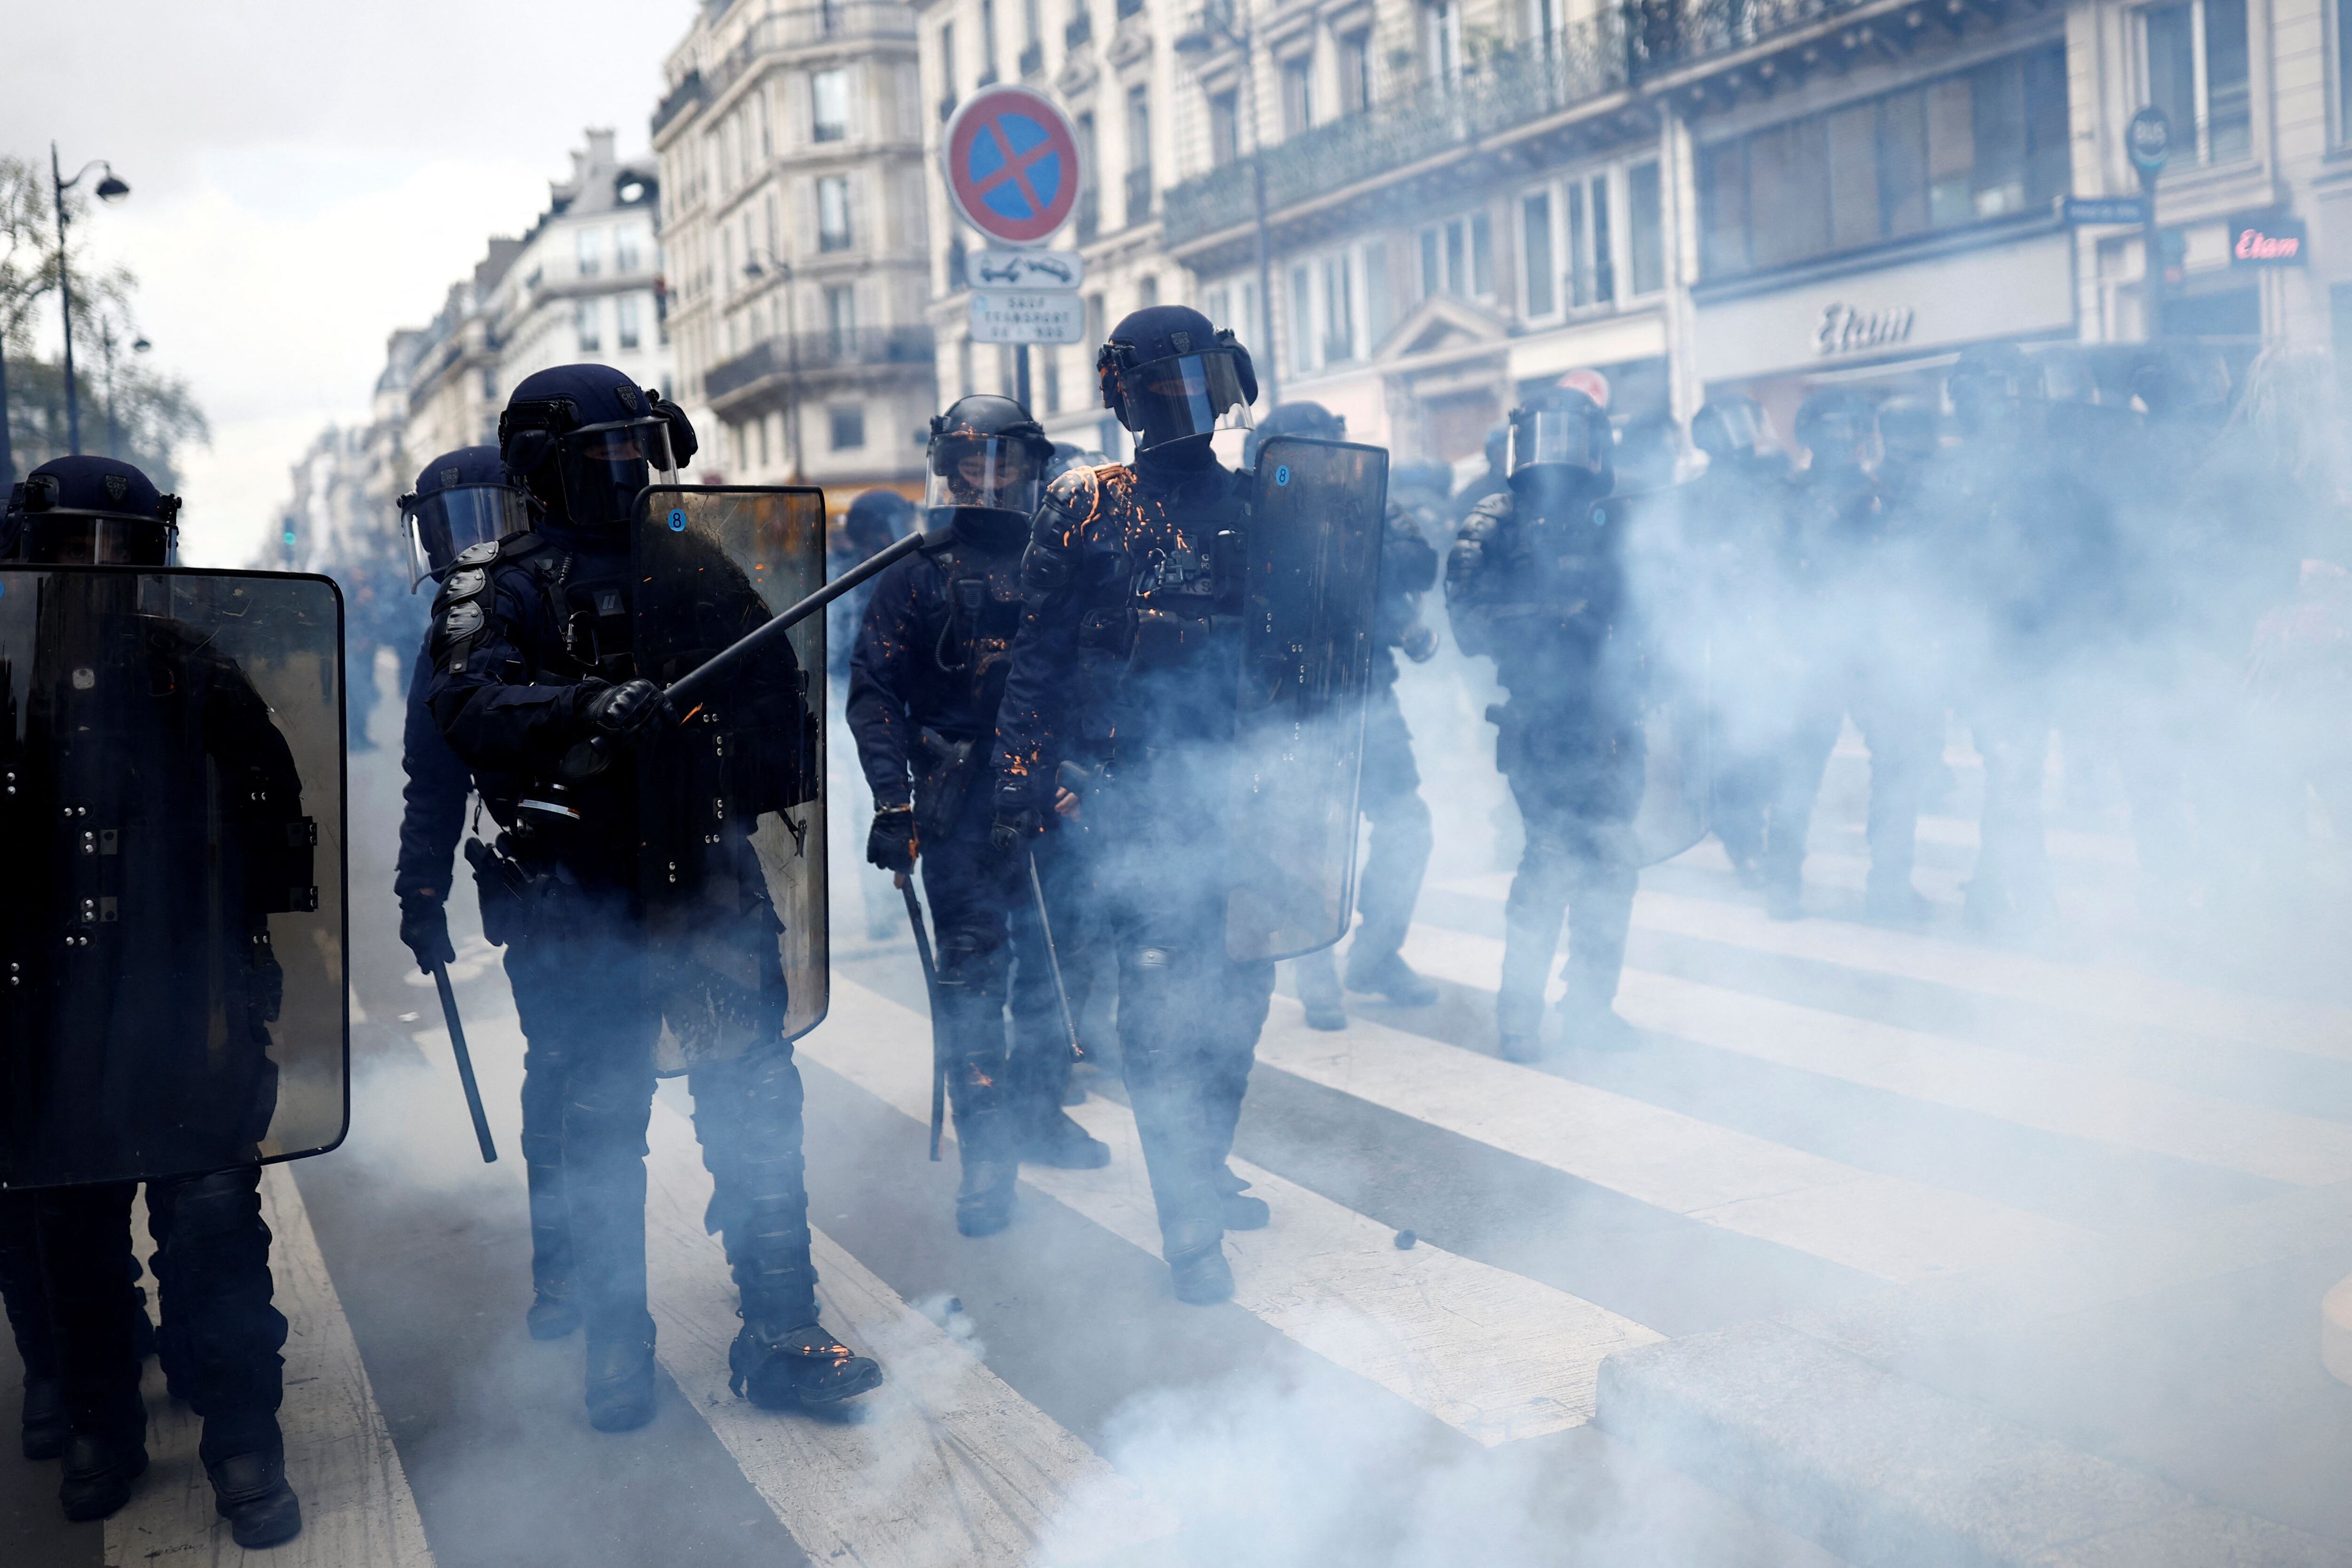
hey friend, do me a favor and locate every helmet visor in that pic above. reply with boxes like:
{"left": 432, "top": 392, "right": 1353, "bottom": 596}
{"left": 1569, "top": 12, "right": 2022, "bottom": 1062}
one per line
{"left": 405, "top": 483, "right": 534, "bottom": 586}
{"left": 925, "top": 434, "right": 1045, "bottom": 517}
{"left": 1123, "top": 351, "right": 1254, "bottom": 452}
{"left": 556, "top": 416, "right": 678, "bottom": 529}
{"left": 1508, "top": 405, "right": 1611, "bottom": 478}
{"left": 21, "top": 510, "right": 174, "bottom": 566}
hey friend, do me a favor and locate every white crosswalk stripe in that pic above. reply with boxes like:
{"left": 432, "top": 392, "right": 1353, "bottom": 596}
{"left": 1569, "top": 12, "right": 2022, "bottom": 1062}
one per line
{"left": 1391, "top": 922, "right": 2352, "bottom": 1186}
{"left": 800, "top": 979, "right": 1664, "bottom": 1445}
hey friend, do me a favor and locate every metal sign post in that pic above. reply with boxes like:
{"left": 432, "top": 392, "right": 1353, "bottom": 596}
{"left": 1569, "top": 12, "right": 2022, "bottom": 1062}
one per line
{"left": 942, "top": 86, "right": 1089, "bottom": 392}
{"left": 2127, "top": 106, "right": 2172, "bottom": 341}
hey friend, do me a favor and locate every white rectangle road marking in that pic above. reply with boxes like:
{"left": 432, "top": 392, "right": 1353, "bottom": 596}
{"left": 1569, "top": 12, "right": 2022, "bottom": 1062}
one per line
{"left": 1430, "top": 876, "right": 2352, "bottom": 1060}
{"left": 1254, "top": 970, "right": 2087, "bottom": 1284}
{"left": 803, "top": 979, "right": 1661, "bottom": 1445}
{"left": 108, "top": 1167, "right": 435, "bottom": 1568}
{"left": 1395, "top": 922, "right": 2352, "bottom": 1187}
{"left": 642, "top": 1094, "right": 1165, "bottom": 1568}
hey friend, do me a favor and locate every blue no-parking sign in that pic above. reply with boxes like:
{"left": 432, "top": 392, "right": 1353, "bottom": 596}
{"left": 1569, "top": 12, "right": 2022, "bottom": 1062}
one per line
{"left": 943, "top": 86, "right": 1081, "bottom": 247}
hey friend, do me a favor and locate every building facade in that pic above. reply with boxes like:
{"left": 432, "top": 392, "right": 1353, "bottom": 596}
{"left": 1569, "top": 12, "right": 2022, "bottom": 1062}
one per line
{"left": 652, "top": 0, "right": 938, "bottom": 493}
{"left": 913, "top": 0, "right": 2350, "bottom": 468}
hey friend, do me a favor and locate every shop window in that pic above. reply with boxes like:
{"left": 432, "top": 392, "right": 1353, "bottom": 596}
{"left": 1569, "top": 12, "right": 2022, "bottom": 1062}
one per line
{"left": 1523, "top": 191, "right": 1556, "bottom": 317}
{"left": 2145, "top": 0, "right": 2251, "bottom": 166}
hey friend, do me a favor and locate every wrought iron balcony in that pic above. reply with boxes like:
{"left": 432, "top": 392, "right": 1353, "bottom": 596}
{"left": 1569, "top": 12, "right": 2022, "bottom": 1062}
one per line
{"left": 651, "top": 70, "right": 706, "bottom": 137}
{"left": 1162, "top": 0, "right": 1891, "bottom": 248}
{"left": 704, "top": 326, "right": 938, "bottom": 401}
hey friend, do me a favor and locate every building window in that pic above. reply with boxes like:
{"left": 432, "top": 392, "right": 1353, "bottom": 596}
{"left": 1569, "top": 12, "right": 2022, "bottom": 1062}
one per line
{"left": 1321, "top": 255, "right": 1355, "bottom": 364}
{"left": 1522, "top": 191, "right": 1556, "bottom": 316}
{"left": 1567, "top": 176, "right": 1613, "bottom": 306}
{"left": 813, "top": 69, "right": 849, "bottom": 142}
{"left": 616, "top": 226, "right": 641, "bottom": 272}
{"left": 1077, "top": 112, "right": 1100, "bottom": 238}
{"left": 939, "top": 23, "right": 958, "bottom": 109}
{"left": 1418, "top": 213, "right": 1493, "bottom": 300}
{"left": 577, "top": 228, "right": 603, "bottom": 278}
{"left": 1137, "top": 274, "right": 1159, "bottom": 309}
{"left": 1627, "top": 160, "right": 1664, "bottom": 295}
{"left": 1127, "top": 86, "right": 1152, "bottom": 173}
{"left": 1699, "top": 45, "right": 2068, "bottom": 278}
{"left": 981, "top": 0, "right": 1000, "bottom": 80}
{"left": 1210, "top": 91, "right": 1240, "bottom": 166}
{"left": 1024, "top": 0, "right": 1042, "bottom": 46}
{"left": 1044, "top": 350, "right": 1062, "bottom": 413}
{"left": 818, "top": 175, "right": 853, "bottom": 251}
{"left": 1084, "top": 291, "right": 1105, "bottom": 347}
{"left": 2145, "top": 0, "right": 2250, "bottom": 166}
{"left": 758, "top": 416, "right": 771, "bottom": 468}
{"left": 576, "top": 299, "right": 601, "bottom": 352}
{"left": 825, "top": 284, "right": 857, "bottom": 355}
{"left": 1282, "top": 56, "right": 1315, "bottom": 138}
{"left": 1423, "top": 0, "right": 1462, "bottom": 83}
{"left": 618, "top": 294, "right": 642, "bottom": 350}
{"left": 830, "top": 404, "right": 867, "bottom": 450}
{"left": 1290, "top": 264, "right": 1314, "bottom": 374}
{"left": 1339, "top": 32, "right": 1373, "bottom": 116}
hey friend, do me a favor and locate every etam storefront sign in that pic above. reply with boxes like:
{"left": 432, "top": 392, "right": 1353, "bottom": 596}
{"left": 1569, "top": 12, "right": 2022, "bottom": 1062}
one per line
{"left": 1694, "top": 230, "right": 2074, "bottom": 383}
{"left": 2230, "top": 211, "right": 2306, "bottom": 267}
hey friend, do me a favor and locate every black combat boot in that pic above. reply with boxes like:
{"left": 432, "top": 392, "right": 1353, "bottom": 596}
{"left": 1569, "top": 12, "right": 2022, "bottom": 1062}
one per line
{"left": 1021, "top": 1104, "right": 1110, "bottom": 1170}
{"left": 1163, "top": 1219, "right": 1233, "bottom": 1306}
{"left": 58, "top": 1424, "right": 147, "bottom": 1522}
{"left": 728, "top": 1319, "right": 882, "bottom": 1410}
{"left": 202, "top": 1417, "right": 302, "bottom": 1549}
{"left": 20, "top": 1375, "right": 66, "bottom": 1461}
{"left": 955, "top": 1155, "right": 1019, "bottom": 1237}
{"left": 583, "top": 1323, "right": 658, "bottom": 1433}
{"left": 1213, "top": 1165, "right": 1270, "bottom": 1231}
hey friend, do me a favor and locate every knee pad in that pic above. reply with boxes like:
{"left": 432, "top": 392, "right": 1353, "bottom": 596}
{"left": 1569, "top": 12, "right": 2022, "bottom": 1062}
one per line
{"left": 937, "top": 923, "right": 1009, "bottom": 994}
{"left": 160, "top": 1168, "right": 265, "bottom": 1249}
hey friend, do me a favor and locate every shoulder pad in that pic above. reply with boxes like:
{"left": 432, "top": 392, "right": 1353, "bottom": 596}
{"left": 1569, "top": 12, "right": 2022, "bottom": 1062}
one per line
{"left": 442, "top": 566, "right": 490, "bottom": 602}
{"left": 1042, "top": 465, "right": 1102, "bottom": 524}
{"left": 440, "top": 601, "right": 485, "bottom": 641}
{"left": 453, "top": 539, "right": 501, "bottom": 568}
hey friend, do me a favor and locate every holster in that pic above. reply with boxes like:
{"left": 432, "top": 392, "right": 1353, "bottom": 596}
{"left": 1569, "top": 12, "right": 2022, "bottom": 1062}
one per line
{"left": 465, "top": 834, "right": 538, "bottom": 948}
{"left": 913, "top": 727, "right": 978, "bottom": 842}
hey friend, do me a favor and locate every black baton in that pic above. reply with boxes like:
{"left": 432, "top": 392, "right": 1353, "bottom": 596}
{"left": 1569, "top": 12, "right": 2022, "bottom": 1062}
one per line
{"left": 430, "top": 961, "right": 498, "bottom": 1164}
{"left": 900, "top": 880, "right": 948, "bottom": 1162}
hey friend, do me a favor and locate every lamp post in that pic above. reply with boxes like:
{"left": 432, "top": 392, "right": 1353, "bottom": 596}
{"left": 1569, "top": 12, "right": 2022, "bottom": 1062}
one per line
{"left": 97, "top": 317, "right": 150, "bottom": 461}
{"left": 743, "top": 248, "right": 803, "bottom": 481}
{"left": 1175, "top": 2, "right": 1279, "bottom": 408}
{"left": 51, "top": 143, "right": 132, "bottom": 456}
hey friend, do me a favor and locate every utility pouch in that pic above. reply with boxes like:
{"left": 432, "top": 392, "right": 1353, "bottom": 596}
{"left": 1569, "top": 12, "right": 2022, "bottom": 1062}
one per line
{"left": 465, "top": 835, "right": 536, "bottom": 948}
{"left": 913, "top": 727, "right": 978, "bottom": 841}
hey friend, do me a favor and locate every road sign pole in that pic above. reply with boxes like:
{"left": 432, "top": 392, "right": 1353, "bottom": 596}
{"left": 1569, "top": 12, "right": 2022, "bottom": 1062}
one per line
{"left": 2142, "top": 166, "right": 2163, "bottom": 342}
{"left": 2126, "top": 106, "right": 2172, "bottom": 343}
{"left": 1016, "top": 344, "right": 1032, "bottom": 410}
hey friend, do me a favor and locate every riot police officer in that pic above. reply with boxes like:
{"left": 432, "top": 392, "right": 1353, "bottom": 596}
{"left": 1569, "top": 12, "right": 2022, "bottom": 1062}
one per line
{"left": 389, "top": 448, "right": 583, "bottom": 1336}
{"left": 1761, "top": 389, "right": 1938, "bottom": 924}
{"left": 850, "top": 395, "right": 1111, "bottom": 1238}
{"left": 2, "top": 457, "right": 305, "bottom": 1544}
{"left": 1446, "top": 388, "right": 1645, "bottom": 1063}
{"left": 425, "top": 366, "right": 880, "bottom": 1430}
{"left": 1681, "top": 396, "right": 1793, "bottom": 882}
{"left": 991, "top": 307, "right": 1284, "bottom": 1304}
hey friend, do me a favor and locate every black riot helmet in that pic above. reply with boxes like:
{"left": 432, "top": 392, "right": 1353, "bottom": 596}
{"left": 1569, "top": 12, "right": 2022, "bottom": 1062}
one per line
{"left": 400, "top": 446, "right": 534, "bottom": 588}
{"left": 842, "top": 486, "right": 915, "bottom": 559}
{"left": 1046, "top": 441, "right": 1112, "bottom": 483}
{"left": 1794, "top": 388, "right": 1880, "bottom": 474}
{"left": 4, "top": 455, "right": 182, "bottom": 565}
{"left": 1691, "top": 394, "right": 1780, "bottom": 473}
{"left": 2130, "top": 340, "right": 2233, "bottom": 426}
{"left": 1097, "top": 305, "right": 1257, "bottom": 454}
{"left": 1946, "top": 342, "right": 2040, "bottom": 443}
{"left": 926, "top": 393, "right": 1053, "bottom": 549}
{"left": 1505, "top": 386, "right": 1613, "bottom": 499}
{"left": 497, "top": 364, "right": 695, "bottom": 532}
{"left": 1243, "top": 400, "right": 1345, "bottom": 470}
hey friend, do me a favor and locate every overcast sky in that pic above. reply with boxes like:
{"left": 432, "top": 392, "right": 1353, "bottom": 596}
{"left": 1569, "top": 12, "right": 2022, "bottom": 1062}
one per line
{"left": 4, "top": 0, "right": 693, "bottom": 565}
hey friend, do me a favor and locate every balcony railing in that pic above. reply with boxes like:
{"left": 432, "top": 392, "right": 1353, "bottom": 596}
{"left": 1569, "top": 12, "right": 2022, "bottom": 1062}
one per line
{"left": 1162, "top": 0, "right": 1883, "bottom": 247}
{"left": 704, "top": 3, "right": 918, "bottom": 103}
{"left": 704, "top": 326, "right": 938, "bottom": 401}
{"left": 651, "top": 69, "right": 707, "bottom": 137}
{"left": 1124, "top": 166, "right": 1154, "bottom": 228}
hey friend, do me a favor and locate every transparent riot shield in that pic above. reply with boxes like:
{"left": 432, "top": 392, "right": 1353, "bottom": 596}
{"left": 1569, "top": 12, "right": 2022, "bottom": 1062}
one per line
{"left": 1593, "top": 490, "right": 1711, "bottom": 868}
{"left": 1228, "top": 438, "right": 1389, "bottom": 962}
{"left": 632, "top": 486, "right": 829, "bottom": 1073}
{"left": 0, "top": 567, "right": 348, "bottom": 1190}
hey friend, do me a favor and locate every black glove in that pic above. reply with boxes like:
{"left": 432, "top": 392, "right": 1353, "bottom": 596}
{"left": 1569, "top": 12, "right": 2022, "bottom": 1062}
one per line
{"left": 866, "top": 804, "right": 917, "bottom": 872}
{"left": 650, "top": 390, "right": 699, "bottom": 466}
{"left": 584, "top": 678, "right": 672, "bottom": 745}
{"left": 398, "top": 892, "right": 456, "bottom": 973}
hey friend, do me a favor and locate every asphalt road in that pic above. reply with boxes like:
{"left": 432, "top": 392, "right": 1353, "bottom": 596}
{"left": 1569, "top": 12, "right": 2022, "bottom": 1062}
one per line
{"left": 8, "top": 662, "right": 2352, "bottom": 1567}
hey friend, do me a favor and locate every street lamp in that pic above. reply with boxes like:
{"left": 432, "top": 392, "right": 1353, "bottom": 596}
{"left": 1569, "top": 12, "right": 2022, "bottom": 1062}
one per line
{"left": 1174, "top": 3, "right": 1279, "bottom": 408}
{"left": 97, "top": 316, "right": 149, "bottom": 461}
{"left": 51, "top": 144, "right": 132, "bottom": 456}
{"left": 743, "top": 248, "right": 803, "bottom": 481}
